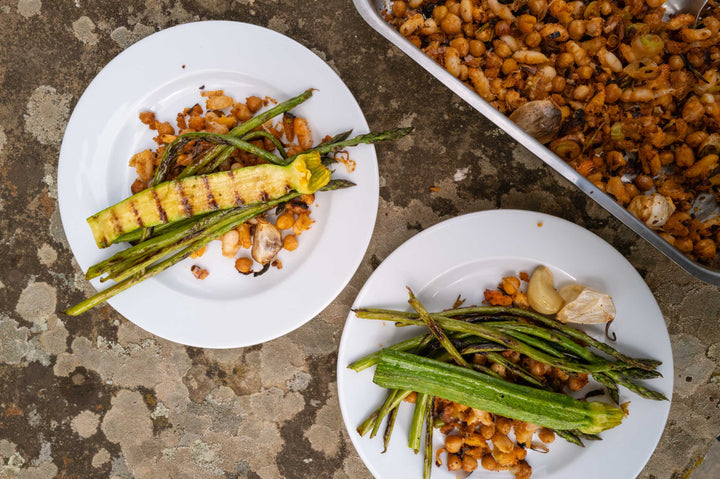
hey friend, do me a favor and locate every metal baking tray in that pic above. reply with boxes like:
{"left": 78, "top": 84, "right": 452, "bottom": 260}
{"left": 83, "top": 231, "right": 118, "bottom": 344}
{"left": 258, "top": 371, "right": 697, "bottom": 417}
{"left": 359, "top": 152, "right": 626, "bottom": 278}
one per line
{"left": 353, "top": 0, "right": 720, "bottom": 285}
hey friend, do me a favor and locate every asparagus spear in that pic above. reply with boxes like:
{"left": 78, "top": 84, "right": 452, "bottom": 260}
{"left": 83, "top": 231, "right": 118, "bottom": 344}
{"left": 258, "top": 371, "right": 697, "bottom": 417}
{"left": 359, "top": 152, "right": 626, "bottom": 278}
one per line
{"left": 65, "top": 201, "right": 278, "bottom": 315}
{"left": 382, "top": 406, "right": 398, "bottom": 454}
{"left": 357, "top": 306, "right": 661, "bottom": 371}
{"left": 363, "top": 314, "right": 626, "bottom": 374}
{"left": 176, "top": 89, "right": 315, "bottom": 179}
{"left": 409, "top": 393, "right": 431, "bottom": 453}
{"left": 423, "top": 398, "right": 434, "bottom": 479}
{"left": 408, "top": 288, "right": 470, "bottom": 368}
{"left": 67, "top": 180, "right": 354, "bottom": 315}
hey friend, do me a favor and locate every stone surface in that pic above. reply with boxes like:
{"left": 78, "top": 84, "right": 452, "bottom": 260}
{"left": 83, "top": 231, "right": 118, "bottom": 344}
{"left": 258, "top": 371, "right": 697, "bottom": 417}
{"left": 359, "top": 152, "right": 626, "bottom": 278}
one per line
{"left": 0, "top": 1, "right": 719, "bottom": 478}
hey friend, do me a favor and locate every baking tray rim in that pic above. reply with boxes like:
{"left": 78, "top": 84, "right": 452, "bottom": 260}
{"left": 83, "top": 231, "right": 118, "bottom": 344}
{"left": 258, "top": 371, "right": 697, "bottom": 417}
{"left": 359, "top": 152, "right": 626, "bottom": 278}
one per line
{"left": 353, "top": 0, "right": 720, "bottom": 286}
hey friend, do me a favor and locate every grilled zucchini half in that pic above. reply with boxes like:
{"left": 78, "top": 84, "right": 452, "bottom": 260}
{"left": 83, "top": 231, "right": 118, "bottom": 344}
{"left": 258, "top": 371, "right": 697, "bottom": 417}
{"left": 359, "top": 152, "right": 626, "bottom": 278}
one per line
{"left": 87, "top": 151, "right": 331, "bottom": 248}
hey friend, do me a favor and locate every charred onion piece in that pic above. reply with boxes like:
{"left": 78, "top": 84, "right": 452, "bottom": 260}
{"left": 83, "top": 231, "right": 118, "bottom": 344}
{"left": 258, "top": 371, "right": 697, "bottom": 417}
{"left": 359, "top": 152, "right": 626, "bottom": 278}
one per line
{"left": 508, "top": 100, "right": 562, "bottom": 144}
{"left": 251, "top": 219, "right": 283, "bottom": 265}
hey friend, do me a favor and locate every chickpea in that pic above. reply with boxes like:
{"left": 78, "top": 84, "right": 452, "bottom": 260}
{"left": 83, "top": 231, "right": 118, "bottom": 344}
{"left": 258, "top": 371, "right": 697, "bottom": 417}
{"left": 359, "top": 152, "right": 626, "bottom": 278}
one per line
{"left": 528, "top": 0, "right": 548, "bottom": 18}
{"left": 577, "top": 65, "right": 594, "bottom": 80}
{"left": 490, "top": 362, "right": 507, "bottom": 377}
{"left": 585, "top": 17, "right": 604, "bottom": 37}
{"left": 551, "top": 76, "right": 566, "bottom": 93}
{"left": 686, "top": 131, "right": 709, "bottom": 148}
{"left": 683, "top": 97, "right": 705, "bottom": 123}
{"left": 447, "top": 0, "right": 461, "bottom": 16}
{"left": 392, "top": 1, "right": 407, "bottom": 17}
{"left": 541, "top": 23, "right": 569, "bottom": 42}
{"left": 480, "top": 423, "right": 496, "bottom": 439}
{"left": 433, "top": 5, "right": 449, "bottom": 24}
{"left": 513, "top": 445, "right": 528, "bottom": 460}
{"left": 444, "top": 434, "right": 464, "bottom": 453}
{"left": 449, "top": 37, "right": 470, "bottom": 56}
{"left": 556, "top": 52, "right": 574, "bottom": 69}
{"left": 246, "top": 96, "right": 263, "bottom": 113}
{"left": 485, "top": 52, "right": 504, "bottom": 70}
{"left": 462, "top": 454, "right": 478, "bottom": 472}
{"left": 447, "top": 453, "right": 462, "bottom": 471}
{"left": 275, "top": 211, "right": 295, "bottom": 230}
{"left": 283, "top": 235, "right": 299, "bottom": 251}
{"left": 495, "top": 19, "right": 511, "bottom": 37}
{"left": 440, "top": 13, "right": 462, "bottom": 35}
{"left": 538, "top": 428, "right": 556, "bottom": 443}
{"left": 493, "top": 449, "right": 517, "bottom": 467}
{"left": 568, "top": 19, "right": 585, "bottom": 40}
{"left": 469, "top": 39, "right": 486, "bottom": 56}
{"left": 605, "top": 83, "right": 622, "bottom": 104}
{"left": 496, "top": 417, "right": 513, "bottom": 435}
{"left": 492, "top": 432, "right": 515, "bottom": 453}
{"left": 518, "top": 14, "right": 537, "bottom": 34}
{"left": 529, "top": 359, "right": 547, "bottom": 377}
{"left": 687, "top": 48, "right": 705, "bottom": 68}
{"left": 408, "top": 0, "right": 422, "bottom": 7}
{"left": 635, "top": 174, "right": 654, "bottom": 191}
{"left": 524, "top": 31, "right": 542, "bottom": 48}
{"left": 668, "top": 54, "right": 685, "bottom": 71}
{"left": 568, "top": 373, "right": 589, "bottom": 391}
{"left": 675, "top": 237, "right": 694, "bottom": 253}
{"left": 407, "top": 35, "right": 422, "bottom": 48}
{"left": 494, "top": 40, "right": 513, "bottom": 58}
{"left": 235, "top": 257, "right": 253, "bottom": 274}
{"left": 481, "top": 453, "right": 499, "bottom": 471}
{"left": 512, "top": 461, "right": 533, "bottom": 479}
{"left": 573, "top": 84, "right": 592, "bottom": 101}
{"left": 675, "top": 144, "right": 695, "bottom": 168}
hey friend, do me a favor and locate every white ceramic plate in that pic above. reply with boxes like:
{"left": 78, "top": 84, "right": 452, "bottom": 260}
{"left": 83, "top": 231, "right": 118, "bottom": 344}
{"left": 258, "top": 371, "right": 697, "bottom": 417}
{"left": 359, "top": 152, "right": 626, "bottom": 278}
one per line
{"left": 58, "top": 21, "right": 378, "bottom": 348}
{"left": 337, "top": 210, "right": 673, "bottom": 479}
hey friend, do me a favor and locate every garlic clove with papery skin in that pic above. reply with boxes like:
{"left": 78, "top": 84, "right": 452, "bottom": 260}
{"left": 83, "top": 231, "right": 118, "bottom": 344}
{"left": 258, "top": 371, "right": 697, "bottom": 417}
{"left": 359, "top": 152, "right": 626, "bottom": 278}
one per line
{"left": 556, "top": 287, "right": 616, "bottom": 324}
{"left": 627, "top": 193, "right": 676, "bottom": 230}
{"left": 558, "top": 284, "right": 584, "bottom": 304}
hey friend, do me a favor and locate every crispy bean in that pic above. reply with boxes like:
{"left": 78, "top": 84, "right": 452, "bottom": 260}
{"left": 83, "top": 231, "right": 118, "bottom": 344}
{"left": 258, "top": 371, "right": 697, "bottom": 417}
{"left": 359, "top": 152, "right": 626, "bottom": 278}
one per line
{"left": 513, "top": 50, "right": 550, "bottom": 64}
{"left": 568, "top": 19, "right": 586, "bottom": 40}
{"left": 524, "top": 31, "right": 542, "bottom": 48}
{"left": 469, "top": 39, "right": 486, "bottom": 56}
{"left": 441, "top": 13, "right": 462, "bottom": 35}
{"left": 518, "top": 14, "right": 537, "bottom": 34}
{"left": 445, "top": 47, "right": 463, "bottom": 77}
{"left": 400, "top": 13, "right": 423, "bottom": 36}
{"left": 462, "top": 455, "right": 478, "bottom": 472}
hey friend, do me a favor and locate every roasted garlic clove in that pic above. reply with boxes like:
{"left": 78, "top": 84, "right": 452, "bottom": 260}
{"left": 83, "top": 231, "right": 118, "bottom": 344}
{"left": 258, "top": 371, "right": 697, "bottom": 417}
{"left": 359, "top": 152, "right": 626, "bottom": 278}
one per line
{"left": 556, "top": 287, "right": 616, "bottom": 324}
{"left": 251, "top": 219, "right": 282, "bottom": 265}
{"left": 527, "top": 265, "right": 564, "bottom": 315}
{"left": 627, "top": 193, "right": 676, "bottom": 229}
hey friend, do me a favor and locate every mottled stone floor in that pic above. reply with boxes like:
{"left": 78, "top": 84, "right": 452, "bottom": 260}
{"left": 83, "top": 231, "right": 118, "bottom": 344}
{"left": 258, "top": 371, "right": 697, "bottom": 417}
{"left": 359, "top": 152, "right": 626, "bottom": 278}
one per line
{"left": 0, "top": 0, "right": 719, "bottom": 478}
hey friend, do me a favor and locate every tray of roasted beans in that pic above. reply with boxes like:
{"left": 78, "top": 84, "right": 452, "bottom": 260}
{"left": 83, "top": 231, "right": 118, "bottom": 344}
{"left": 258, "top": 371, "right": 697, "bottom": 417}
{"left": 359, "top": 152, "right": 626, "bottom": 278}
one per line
{"left": 353, "top": 0, "right": 720, "bottom": 285}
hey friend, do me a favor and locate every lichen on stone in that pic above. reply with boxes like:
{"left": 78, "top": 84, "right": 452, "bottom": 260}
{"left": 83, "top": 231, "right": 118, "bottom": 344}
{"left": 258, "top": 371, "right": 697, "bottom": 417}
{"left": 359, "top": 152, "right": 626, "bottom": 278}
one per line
{"left": 23, "top": 86, "right": 72, "bottom": 146}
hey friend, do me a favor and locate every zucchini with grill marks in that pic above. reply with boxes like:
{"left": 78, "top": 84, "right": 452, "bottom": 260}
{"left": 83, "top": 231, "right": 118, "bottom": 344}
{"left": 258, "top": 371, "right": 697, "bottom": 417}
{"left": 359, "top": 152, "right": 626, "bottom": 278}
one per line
{"left": 87, "top": 151, "right": 330, "bottom": 248}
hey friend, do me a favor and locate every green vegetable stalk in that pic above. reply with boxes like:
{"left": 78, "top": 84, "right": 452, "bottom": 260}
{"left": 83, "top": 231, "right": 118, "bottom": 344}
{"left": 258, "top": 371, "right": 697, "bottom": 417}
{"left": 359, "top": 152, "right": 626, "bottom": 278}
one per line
{"left": 374, "top": 349, "right": 626, "bottom": 435}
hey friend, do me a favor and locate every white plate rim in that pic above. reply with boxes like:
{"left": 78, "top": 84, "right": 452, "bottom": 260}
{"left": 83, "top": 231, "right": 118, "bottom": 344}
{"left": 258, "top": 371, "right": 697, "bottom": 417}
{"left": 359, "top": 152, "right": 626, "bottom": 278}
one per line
{"left": 58, "top": 20, "right": 379, "bottom": 348}
{"left": 337, "top": 209, "right": 673, "bottom": 479}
